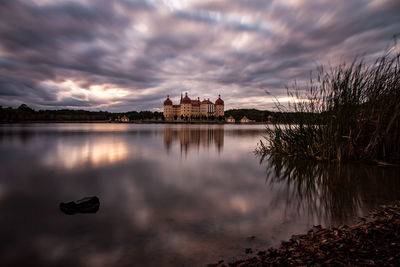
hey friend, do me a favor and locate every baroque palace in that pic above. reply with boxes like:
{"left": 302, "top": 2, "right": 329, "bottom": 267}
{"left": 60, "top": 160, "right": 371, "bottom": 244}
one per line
{"left": 163, "top": 93, "right": 224, "bottom": 120}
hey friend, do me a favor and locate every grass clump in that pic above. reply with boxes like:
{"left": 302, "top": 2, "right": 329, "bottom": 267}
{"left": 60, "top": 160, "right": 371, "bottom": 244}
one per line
{"left": 259, "top": 42, "right": 400, "bottom": 163}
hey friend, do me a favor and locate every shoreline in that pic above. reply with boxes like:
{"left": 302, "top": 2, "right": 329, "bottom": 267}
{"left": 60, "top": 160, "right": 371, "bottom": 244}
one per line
{"left": 0, "top": 120, "right": 270, "bottom": 125}
{"left": 211, "top": 201, "right": 400, "bottom": 266}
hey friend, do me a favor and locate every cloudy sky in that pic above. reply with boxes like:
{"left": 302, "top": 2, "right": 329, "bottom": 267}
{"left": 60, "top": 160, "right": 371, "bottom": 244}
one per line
{"left": 0, "top": 0, "right": 399, "bottom": 112}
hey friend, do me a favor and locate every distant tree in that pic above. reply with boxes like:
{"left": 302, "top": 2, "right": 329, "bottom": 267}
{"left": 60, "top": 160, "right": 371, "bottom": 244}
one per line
{"left": 17, "top": 104, "right": 34, "bottom": 113}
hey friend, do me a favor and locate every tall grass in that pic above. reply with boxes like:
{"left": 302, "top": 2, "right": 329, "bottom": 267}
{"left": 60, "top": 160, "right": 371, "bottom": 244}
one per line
{"left": 259, "top": 42, "right": 400, "bottom": 163}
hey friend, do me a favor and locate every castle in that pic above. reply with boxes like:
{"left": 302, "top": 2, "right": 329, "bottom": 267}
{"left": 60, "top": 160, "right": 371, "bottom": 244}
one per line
{"left": 163, "top": 93, "right": 224, "bottom": 120}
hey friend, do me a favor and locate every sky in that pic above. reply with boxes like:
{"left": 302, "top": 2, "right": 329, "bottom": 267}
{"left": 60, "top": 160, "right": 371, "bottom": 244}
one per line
{"left": 0, "top": 0, "right": 399, "bottom": 112}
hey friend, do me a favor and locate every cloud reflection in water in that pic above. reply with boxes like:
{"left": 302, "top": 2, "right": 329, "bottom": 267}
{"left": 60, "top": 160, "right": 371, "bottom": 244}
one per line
{"left": 0, "top": 124, "right": 399, "bottom": 266}
{"left": 42, "top": 138, "right": 129, "bottom": 168}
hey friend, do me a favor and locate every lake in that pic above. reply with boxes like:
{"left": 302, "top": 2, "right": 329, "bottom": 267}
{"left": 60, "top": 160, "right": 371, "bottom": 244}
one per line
{"left": 0, "top": 123, "right": 399, "bottom": 266}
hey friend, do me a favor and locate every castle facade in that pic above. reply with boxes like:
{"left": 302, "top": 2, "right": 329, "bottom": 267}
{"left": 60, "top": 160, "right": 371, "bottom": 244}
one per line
{"left": 163, "top": 93, "right": 224, "bottom": 120}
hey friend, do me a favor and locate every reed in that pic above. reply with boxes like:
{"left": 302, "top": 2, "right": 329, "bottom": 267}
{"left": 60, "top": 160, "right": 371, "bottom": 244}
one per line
{"left": 258, "top": 42, "right": 400, "bottom": 163}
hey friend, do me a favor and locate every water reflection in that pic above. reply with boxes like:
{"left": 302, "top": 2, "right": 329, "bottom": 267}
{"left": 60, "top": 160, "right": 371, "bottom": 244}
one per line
{"left": 42, "top": 138, "right": 129, "bottom": 168}
{"left": 0, "top": 124, "right": 399, "bottom": 267}
{"left": 163, "top": 126, "right": 224, "bottom": 153}
{"left": 262, "top": 155, "right": 400, "bottom": 226}
{"left": 0, "top": 124, "right": 272, "bottom": 267}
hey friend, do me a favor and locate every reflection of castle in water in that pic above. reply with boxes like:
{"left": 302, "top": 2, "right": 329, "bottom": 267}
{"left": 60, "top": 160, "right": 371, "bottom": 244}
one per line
{"left": 163, "top": 127, "right": 224, "bottom": 154}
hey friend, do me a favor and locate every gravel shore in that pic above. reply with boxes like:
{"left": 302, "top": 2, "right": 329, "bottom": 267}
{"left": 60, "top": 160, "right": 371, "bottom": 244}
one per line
{"left": 211, "top": 202, "right": 400, "bottom": 266}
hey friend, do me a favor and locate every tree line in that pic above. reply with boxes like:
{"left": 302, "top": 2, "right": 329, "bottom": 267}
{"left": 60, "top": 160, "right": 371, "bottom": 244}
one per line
{"left": 0, "top": 104, "right": 315, "bottom": 123}
{"left": 0, "top": 104, "right": 162, "bottom": 122}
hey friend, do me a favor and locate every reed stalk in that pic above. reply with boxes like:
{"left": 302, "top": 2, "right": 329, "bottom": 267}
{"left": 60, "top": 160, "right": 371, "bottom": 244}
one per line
{"left": 258, "top": 41, "right": 400, "bottom": 163}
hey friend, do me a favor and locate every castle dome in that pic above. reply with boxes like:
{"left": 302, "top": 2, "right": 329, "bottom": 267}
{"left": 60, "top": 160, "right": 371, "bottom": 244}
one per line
{"left": 164, "top": 95, "right": 172, "bottom": 106}
{"left": 215, "top": 94, "right": 224, "bottom": 105}
{"left": 182, "top": 92, "right": 191, "bottom": 104}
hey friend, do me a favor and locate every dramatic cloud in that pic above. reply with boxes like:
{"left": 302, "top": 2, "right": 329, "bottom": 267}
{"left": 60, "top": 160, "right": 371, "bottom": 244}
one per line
{"left": 0, "top": 0, "right": 399, "bottom": 111}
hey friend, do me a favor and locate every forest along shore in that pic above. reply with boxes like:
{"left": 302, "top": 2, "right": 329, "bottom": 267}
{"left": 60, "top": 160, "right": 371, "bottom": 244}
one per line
{"left": 210, "top": 202, "right": 400, "bottom": 266}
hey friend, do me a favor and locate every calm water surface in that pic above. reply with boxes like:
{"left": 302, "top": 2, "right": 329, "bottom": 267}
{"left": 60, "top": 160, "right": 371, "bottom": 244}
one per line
{"left": 0, "top": 123, "right": 399, "bottom": 266}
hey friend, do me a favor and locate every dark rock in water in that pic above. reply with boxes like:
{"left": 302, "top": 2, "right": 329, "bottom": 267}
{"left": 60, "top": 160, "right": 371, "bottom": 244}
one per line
{"left": 60, "top": 196, "right": 100, "bottom": 215}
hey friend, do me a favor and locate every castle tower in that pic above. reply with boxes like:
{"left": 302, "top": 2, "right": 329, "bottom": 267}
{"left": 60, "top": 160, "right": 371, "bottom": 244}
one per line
{"left": 215, "top": 94, "right": 224, "bottom": 118}
{"left": 163, "top": 95, "right": 173, "bottom": 120}
{"left": 180, "top": 92, "right": 192, "bottom": 119}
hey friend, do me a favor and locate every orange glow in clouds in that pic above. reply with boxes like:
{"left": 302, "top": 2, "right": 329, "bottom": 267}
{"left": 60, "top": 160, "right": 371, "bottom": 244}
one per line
{"left": 89, "top": 84, "right": 130, "bottom": 98}
{"left": 41, "top": 79, "right": 130, "bottom": 103}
